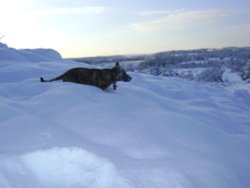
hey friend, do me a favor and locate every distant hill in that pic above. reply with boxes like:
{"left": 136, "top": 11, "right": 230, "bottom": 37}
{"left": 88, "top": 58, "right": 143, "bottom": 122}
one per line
{"left": 71, "top": 54, "right": 148, "bottom": 65}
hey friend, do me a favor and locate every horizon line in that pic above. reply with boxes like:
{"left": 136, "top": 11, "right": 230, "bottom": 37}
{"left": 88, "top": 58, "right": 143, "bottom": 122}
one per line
{"left": 65, "top": 45, "right": 250, "bottom": 59}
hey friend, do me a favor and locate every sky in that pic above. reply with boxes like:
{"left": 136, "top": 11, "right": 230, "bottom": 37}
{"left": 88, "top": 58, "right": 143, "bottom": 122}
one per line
{"left": 0, "top": 0, "right": 250, "bottom": 57}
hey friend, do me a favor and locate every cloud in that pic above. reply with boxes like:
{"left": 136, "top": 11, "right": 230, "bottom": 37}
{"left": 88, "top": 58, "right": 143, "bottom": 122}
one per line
{"left": 139, "top": 10, "right": 172, "bottom": 17}
{"left": 130, "top": 10, "right": 229, "bottom": 32}
{"left": 36, "top": 6, "right": 107, "bottom": 16}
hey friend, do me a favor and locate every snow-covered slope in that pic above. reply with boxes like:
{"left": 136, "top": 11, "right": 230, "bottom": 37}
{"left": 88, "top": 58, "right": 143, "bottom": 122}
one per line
{"left": 0, "top": 42, "right": 62, "bottom": 62}
{"left": 0, "top": 50, "right": 250, "bottom": 188}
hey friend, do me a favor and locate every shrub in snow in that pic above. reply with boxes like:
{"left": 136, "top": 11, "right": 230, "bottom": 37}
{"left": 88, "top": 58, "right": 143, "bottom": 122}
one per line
{"left": 179, "top": 70, "right": 195, "bottom": 80}
{"left": 162, "top": 69, "right": 178, "bottom": 77}
{"left": 196, "top": 67, "right": 224, "bottom": 82}
{"left": 240, "top": 61, "right": 250, "bottom": 82}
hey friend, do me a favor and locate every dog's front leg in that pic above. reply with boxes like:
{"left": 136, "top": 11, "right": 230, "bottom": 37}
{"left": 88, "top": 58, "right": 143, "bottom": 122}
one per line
{"left": 113, "top": 82, "right": 117, "bottom": 90}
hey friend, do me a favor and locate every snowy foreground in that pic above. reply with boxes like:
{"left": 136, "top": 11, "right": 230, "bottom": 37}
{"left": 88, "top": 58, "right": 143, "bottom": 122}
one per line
{"left": 1, "top": 59, "right": 250, "bottom": 188}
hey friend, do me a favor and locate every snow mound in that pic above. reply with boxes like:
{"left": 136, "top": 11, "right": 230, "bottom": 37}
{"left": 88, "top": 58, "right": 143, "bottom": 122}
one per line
{"left": 0, "top": 42, "right": 8, "bottom": 48}
{"left": 0, "top": 42, "right": 62, "bottom": 62}
{"left": 0, "top": 147, "right": 131, "bottom": 188}
{"left": 0, "top": 50, "right": 250, "bottom": 188}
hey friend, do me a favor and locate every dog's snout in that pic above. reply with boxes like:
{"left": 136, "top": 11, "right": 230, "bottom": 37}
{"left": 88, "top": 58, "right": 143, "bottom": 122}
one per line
{"left": 128, "top": 75, "right": 132, "bottom": 81}
{"left": 125, "top": 75, "right": 132, "bottom": 82}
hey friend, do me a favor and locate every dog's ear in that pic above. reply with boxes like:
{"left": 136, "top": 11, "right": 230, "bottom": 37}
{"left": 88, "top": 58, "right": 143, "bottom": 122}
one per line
{"left": 115, "top": 62, "right": 120, "bottom": 67}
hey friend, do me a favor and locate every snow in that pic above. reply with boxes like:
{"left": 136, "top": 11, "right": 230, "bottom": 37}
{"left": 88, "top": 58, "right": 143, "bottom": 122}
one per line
{"left": 0, "top": 43, "right": 250, "bottom": 188}
{"left": 0, "top": 147, "right": 130, "bottom": 188}
{"left": 0, "top": 42, "right": 62, "bottom": 63}
{"left": 222, "top": 68, "right": 242, "bottom": 83}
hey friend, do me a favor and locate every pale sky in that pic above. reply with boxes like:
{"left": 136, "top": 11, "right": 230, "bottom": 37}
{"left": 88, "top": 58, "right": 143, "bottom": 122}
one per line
{"left": 0, "top": 0, "right": 250, "bottom": 57}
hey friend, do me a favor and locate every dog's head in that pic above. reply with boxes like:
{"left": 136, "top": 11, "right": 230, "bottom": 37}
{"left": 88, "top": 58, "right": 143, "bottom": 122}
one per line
{"left": 112, "top": 62, "right": 132, "bottom": 82}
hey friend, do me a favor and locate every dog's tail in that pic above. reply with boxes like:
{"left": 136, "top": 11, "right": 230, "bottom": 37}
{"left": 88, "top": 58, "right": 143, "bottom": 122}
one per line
{"left": 40, "top": 75, "right": 64, "bottom": 82}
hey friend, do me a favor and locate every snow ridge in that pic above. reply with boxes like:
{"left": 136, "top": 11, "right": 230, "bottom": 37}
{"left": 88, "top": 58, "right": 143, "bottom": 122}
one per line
{"left": 0, "top": 42, "right": 62, "bottom": 62}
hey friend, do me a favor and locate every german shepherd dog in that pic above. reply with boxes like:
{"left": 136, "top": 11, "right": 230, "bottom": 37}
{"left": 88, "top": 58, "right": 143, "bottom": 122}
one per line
{"left": 40, "top": 62, "right": 132, "bottom": 90}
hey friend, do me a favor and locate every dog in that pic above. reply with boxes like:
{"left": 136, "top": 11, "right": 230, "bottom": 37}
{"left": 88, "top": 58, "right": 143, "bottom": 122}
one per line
{"left": 40, "top": 62, "right": 132, "bottom": 90}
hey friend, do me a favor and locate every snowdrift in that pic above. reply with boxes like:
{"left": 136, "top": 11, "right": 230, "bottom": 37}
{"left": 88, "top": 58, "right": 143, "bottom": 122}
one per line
{"left": 0, "top": 42, "right": 62, "bottom": 62}
{"left": 0, "top": 46, "right": 250, "bottom": 188}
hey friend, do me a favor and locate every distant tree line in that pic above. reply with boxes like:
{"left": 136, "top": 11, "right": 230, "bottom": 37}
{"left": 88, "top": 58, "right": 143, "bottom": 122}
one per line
{"left": 72, "top": 55, "right": 147, "bottom": 65}
{"left": 137, "top": 47, "right": 250, "bottom": 83}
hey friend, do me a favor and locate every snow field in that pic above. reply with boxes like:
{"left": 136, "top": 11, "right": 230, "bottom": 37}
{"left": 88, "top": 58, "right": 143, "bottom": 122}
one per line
{"left": 0, "top": 59, "right": 250, "bottom": 188}
{"left": 0, "top": 147, "right": 131, "bottom": 188}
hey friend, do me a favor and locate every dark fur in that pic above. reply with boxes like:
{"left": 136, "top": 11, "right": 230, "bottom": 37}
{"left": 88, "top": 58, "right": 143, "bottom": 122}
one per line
{"left": 40, "top": 62, "right": 132, "bottom": 90}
